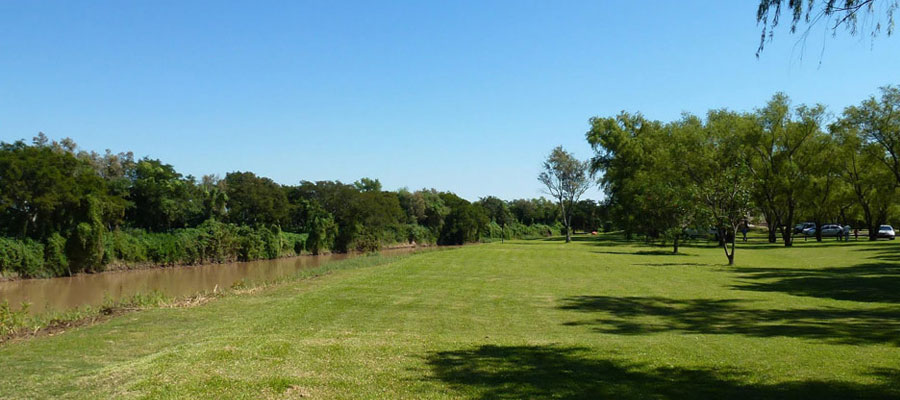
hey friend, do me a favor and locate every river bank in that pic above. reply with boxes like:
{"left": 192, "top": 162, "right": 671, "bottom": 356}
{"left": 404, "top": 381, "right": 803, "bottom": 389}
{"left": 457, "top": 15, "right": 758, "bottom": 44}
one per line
{"left": 0, "top": 241, "right": 438, "bottom": 283}
{"left": 1, "top": 248, "right": 443, "bottom": 344}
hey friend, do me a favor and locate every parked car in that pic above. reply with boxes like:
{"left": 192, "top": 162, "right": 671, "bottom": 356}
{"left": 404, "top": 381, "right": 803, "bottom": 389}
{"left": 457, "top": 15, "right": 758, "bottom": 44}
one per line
{"left": 877, "top": 225, "right": 896, "bottom": 240}
{"left": 794, "top": 222, "right": 816, "bottom": 234}
{"left": 802, "top": 224, "right": 842, "bottom": 237}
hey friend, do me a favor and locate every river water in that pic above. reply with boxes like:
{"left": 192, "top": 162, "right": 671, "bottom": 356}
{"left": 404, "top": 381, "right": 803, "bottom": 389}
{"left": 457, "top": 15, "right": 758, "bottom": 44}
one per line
{"left": 0, "top": 247, "right": 432, "bottom": 314}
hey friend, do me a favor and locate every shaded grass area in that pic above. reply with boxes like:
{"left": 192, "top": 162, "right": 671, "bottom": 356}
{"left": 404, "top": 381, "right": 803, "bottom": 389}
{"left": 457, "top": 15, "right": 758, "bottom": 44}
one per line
{"left": 427, "top": 345, "right": 900, "bottom": 400}
{"left": 1, "top": 235, "right": 899, "bottom": 398}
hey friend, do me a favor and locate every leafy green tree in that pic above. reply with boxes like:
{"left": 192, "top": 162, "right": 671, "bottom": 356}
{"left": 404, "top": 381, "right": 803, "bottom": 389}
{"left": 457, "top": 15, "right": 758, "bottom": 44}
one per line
{"left": 354, "top": 177, "right": 383, "bottom": 192}
{"left": 509, "top": 199, "right": 538, "bottom": 225}
{"left": 223, "top": 171, "right": 289, "bottom": 226}
{"left": 199, "top": 174, "right": 228, "bottom": 221}
{"left": 797, "top": 133, "right": 846, "bottom": 241}
{"left": 742, "top": 94, "right": 826, "bottom": 246}
{"left": 833, "top": 121, "right": 898, "bottom": 240}
{"left": 0, "top": 140, "right": 114, "bottom": 239}
{"left": 419, "top": 189, "right": 450, "bottom": 236}
{"left": 397, "top": 188, "right": 425, "bottom": 224}
{"left": 840, "top": 86, "right": 900, "bottom": 185}
{"left": 587, "top": 112, "right": 661, "bottom": 239}
{"left": 672, "top": 110, "right": 754, "bottom": 265}
{"left": 127, "top": 159, "right": 201, "bottom": 231}
{"left": 477, "top": 196, "right": 513, "bottom": 242}
{"left": 538, "top": 146, "right": 591, "bottom": 243}
{"left": 302, "top": 199, "right": 337, "bottom": 255}
{"left": 570, "top": 200, "right": 600, "bottom": 233}
{"left": 438, "top": 193, "right": 489, "bottom": 245}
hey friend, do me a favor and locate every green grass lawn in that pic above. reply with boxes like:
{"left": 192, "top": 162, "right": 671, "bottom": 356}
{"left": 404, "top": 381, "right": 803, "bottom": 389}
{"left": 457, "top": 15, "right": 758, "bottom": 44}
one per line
{"left": 2, "top": 235, "right": 899, "bottom": 399}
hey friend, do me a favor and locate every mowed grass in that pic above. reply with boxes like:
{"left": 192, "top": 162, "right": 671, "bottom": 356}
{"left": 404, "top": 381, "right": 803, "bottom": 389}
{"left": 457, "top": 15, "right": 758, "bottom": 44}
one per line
{"left": 1, "top": 235, "right": 899, "bottom": 399}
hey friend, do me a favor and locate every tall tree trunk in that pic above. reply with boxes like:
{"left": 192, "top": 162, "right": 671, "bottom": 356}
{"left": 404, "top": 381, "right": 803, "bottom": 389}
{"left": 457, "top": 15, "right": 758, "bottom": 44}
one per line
{"left": 782, "top": 207, "right": 794, "bottom": 247}
{"left": 673, "top": 234, "right": 680, "bottom": 254}
{"left": 861, "top": 204, "right": 876, "bottom": 241}
{"left": 814, "top": 217, "right": 823, "bottom": 242}
{"left": 764, "top": 211, "right": 778, "bottom": 243}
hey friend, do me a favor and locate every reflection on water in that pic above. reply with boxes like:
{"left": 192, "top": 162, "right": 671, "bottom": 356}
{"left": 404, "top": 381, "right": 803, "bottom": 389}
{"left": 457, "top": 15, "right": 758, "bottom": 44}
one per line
{"left": 0, "top": 247, "right": 430, "bottom": 314}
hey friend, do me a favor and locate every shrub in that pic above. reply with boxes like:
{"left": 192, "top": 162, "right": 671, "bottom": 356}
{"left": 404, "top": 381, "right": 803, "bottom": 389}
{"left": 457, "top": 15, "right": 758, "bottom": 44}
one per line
{"left": 104, "top": 229, "right": 148, "bottom": 264}
{"left": 44, "top": 232, "right": 69, "bottom": 276}
{"left": 281, "top": 232, "right": 307, "bottom": 256}
{"left": 406, "top": 224, "right": 434, "bottom": 244}
{"left": 237, "top": 226, "right": 265, "bottom": 261}
{"left": 66, "top": 222, "right": 107, "bottom": 273}
{"left": 0, "top": 237, "right": 45, "bottom": 278}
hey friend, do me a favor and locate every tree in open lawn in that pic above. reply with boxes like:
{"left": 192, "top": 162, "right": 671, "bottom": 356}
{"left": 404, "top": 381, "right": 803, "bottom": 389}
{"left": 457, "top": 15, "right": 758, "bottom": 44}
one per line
{"left": 538, "top": 146, "right": 591, "bottom": 243}
{"left": 832, "top": 121, "right": 898, "bottom": 240}
{"left": 674, "top": 110, "right": 754, "bottom": 265}
{"left": 840, "top": 86, "right": 900, "bottom": 186}
{"left": 586, "top": 112, "right": 661, "bottom": 240}
{"left": 586, "top": 113, "right": 700, "bottom": 252}
{"left": 797, "top": 133, "right": 847, "bottom": 241}
{"left": 741, "top": 94, "right": 826, "bottom": 247}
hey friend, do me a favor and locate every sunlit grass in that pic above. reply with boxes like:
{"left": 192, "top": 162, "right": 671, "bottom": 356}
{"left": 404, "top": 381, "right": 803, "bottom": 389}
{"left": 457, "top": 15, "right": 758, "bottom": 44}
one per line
{"left": 1, "top": 235, "right": 898, "bottom": 399}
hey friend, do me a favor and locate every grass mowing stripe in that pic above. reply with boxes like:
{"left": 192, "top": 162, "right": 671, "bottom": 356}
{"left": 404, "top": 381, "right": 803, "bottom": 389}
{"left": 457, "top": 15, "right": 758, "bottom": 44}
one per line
{"left": 0, "top": 236, "right": 898, "bottom": 399}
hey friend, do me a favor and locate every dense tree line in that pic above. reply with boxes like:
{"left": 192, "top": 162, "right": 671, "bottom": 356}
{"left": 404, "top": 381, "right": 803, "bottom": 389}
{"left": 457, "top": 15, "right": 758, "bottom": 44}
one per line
{"left": 0, "top": 136, "right": 605, "bottom": 278}
{"left": 588, "top": 86, "right": 900, "bottom": 264}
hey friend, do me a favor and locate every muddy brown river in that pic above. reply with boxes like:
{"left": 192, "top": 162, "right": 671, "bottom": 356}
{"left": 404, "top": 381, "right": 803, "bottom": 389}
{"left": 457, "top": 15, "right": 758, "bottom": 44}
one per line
{"left": 0, "top": 247, "right": 434, "bottom": 314}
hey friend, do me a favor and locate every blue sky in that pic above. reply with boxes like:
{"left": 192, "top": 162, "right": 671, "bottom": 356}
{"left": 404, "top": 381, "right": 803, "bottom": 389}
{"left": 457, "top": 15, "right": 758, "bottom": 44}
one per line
{"left": 2, "top": 1, "right": 898, "bottom": 201}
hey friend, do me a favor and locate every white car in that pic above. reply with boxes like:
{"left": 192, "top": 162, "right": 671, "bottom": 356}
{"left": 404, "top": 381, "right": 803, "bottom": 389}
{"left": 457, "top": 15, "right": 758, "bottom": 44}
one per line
{"left": 877, "top": 225, "right": 896, "bottom": 240}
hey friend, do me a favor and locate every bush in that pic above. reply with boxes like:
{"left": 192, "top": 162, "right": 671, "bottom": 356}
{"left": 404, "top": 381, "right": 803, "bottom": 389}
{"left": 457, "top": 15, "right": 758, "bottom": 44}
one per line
{"left": 406, "top": 224, "right": 434, "bottom": 244}
{"left": 44, "top": 232, "right": 69, "bottom": 276}
{"left": 194, "top": 219, "right": 240, "bottom": 263}
{"left": 2, "top": 220, "right": 311, "bottom": 278}
{"left": 66, "top": 222, "right": 106, "bottom": 273}
{"left": 481, "top": 222, "right": 560, "bottom": 241}
{"left": 353, "top": 232, "right": 381, "bottom": 253}
{"left": 0, "top": 237, "right": 45, "bottom": 278}
{"left": 104, "top": 229, "right": 148, "bottom": 264}
{"left": 281, "top": 232, "right": 307, "bottom": 256}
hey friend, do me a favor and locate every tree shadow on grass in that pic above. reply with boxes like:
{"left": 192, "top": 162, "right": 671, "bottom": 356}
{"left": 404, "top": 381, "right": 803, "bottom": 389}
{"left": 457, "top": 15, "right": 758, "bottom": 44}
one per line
{"left": 426, "top": 345, "right": 899, "bottom": 400}
{"left": 591, "top": 250, "right": 700, "bottom": 256}
{"left": 557, "top": 296, "right": 900, "bottom": 346}
{"left": 634, "top": 262, "right": 707, "bottom": 267}
{"left": 855, "top": 245, "right": 900, "bottom": 262}
{"left": 732, "top": 262, "right": 900, "bottom": 303}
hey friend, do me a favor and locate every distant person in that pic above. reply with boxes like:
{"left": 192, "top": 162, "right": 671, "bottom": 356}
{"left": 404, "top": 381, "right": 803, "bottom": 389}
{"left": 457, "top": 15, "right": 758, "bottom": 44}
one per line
{"left": 844, "top": 226, "right": 851, "bottom": 242}
{"left": 741, "top": 225, "right": 749, "bottom": 242}
{"left": 854, "top": 228, "right": 859, "bottom": 241}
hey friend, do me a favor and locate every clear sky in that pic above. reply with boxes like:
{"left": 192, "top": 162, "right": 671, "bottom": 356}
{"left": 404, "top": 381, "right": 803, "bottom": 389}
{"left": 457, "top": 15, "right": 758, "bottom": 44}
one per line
{"left": 1, "top": 1, "right": 898, "bottom": 201}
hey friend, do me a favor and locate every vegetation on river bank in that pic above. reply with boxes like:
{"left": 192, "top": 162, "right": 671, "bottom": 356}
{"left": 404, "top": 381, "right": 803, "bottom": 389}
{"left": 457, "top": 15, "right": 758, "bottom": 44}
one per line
{"left": 0, "top": 137, "right": 595, "bottom": 278}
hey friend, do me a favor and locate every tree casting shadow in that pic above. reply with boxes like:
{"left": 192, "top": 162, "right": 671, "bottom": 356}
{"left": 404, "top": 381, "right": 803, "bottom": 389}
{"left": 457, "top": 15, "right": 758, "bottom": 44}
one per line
{"left": 426, "top": 344, "right": 899, "bottom": 399}
{"left": 558, "top": 296, "right": 900, "bottom": 346}
{"left": 732, "top": 262, "right": 900, "bottom": 303}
